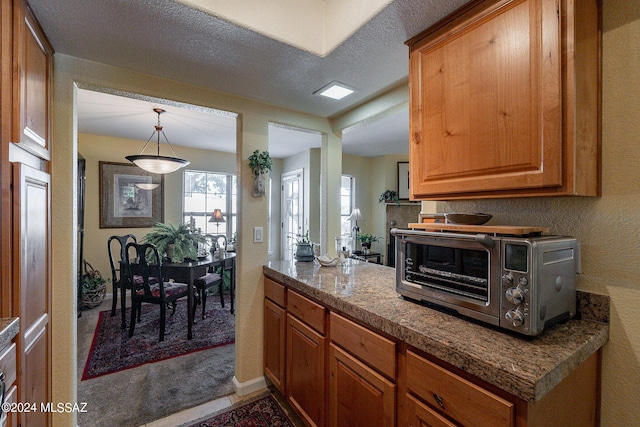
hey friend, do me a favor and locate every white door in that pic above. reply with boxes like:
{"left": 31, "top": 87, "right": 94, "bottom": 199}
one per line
{"left": 281, "top": 170, "right": 303, "bottom": 261}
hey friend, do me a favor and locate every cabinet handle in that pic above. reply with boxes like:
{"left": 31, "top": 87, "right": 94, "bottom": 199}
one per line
{"left": 433, "top": 392, "right": 445, "bottom": 409}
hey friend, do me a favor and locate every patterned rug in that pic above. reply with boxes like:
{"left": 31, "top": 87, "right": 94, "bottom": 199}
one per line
{"left": 186, "top": 394, "right": 296, "bottom": 427}
{"left": 82, "top": 295, "right": 235, "bottom": 380}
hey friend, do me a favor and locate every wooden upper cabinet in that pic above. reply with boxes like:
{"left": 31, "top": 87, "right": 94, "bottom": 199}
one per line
{"left": 407, "top": 0, "right": 600, "bottom": 199}
{"left": 13, "top": 0, "right": 53, "bottom": 161}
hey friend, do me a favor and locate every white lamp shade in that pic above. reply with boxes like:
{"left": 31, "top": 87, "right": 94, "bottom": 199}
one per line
{"left": 126, "top": 154, "right": 190, "bottom": 174}
{"left": 347, "top": 207, "right": 364, "bottom": 221}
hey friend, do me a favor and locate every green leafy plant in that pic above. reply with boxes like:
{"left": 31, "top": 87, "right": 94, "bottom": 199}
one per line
{"left": 142, "top": 221, "right": 206, "bottom": 263}
{"left": 288, "top": 230, "right": 310, "bottom": 245}
{"left": 248, "top": 150, "right": 273, "bottom": 177}
{"left": 356, "top": 233, "right": 381, "bottom": 244}
{"left": 378, "top": 189, "right": 399, "bottom": 203}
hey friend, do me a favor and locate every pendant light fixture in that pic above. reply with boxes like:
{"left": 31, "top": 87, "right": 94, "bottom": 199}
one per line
{"left": 126, "top": 108, "right": 190, "bottom": 174}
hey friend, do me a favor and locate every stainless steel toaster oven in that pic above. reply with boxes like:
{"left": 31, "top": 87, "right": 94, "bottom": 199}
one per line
{"left": 392, "top": 228, "right": 579, "bottom": 336}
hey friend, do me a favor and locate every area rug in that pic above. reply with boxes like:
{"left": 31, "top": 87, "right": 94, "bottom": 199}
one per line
{"left": 186, "top": 394, "right": 296, "bottom": 427}
{"left": 82, "top": 296, "right": 234, "bottom": 380}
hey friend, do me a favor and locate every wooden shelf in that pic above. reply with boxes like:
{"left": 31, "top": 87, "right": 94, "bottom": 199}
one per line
{"left": 408, "top": 223, "right": 549, "bottom": 236}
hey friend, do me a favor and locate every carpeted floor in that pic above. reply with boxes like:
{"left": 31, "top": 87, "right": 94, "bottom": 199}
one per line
{"left": 77, "top": 295, "right": 236, "bottom": 427}
{"left": 83, "top": 299, "right": 235, "bottom": 379}
{"left": 183, "top": 394, "right": 297, "bottom": 427}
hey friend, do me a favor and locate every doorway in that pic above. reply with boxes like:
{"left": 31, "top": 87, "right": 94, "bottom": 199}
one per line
{"left": 75, "top": 87, "right": 239, "bottom": 425}
{"left": 281, "top": 169, "right": 304, "bottom": 260}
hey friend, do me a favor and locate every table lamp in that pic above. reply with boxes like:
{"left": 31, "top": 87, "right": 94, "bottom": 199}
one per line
{"left": 208, "top": 209, "right": 225, "bottom": 234}
{"left": 347, "top": 207, "right": 363, "bottom": 252}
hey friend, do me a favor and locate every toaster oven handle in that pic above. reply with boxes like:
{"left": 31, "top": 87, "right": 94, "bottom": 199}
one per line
{"left": 390, "top": 228, "right": 497, "bottom": 249}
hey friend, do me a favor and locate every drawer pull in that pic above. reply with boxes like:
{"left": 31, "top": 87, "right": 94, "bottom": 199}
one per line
{"left": 433, "top": 392, "right": 445, "bottom": 409}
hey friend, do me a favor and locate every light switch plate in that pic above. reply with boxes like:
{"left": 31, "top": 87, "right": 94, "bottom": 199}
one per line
{"left": 254, "top": 226, "right": 263, "bottom": 243}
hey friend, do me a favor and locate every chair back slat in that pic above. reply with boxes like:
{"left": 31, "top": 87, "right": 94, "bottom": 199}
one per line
{"left": 125, "top": 242, "right": 167, "bottom": 301}
{"left": 108, "top": 234, "right": 137, "bottom": 285}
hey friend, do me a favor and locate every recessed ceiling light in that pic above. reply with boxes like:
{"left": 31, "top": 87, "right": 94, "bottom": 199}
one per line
{"left": 314, "top": 81, "right": 357, "bottom": 100}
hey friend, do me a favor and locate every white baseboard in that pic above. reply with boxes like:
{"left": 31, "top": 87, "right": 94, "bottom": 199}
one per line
{"left": 232, "top": 375, "right": 268, "bottom": 396}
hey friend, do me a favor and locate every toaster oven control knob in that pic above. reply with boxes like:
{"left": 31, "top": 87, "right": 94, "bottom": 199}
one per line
{"left": 505, "top": 287, "right": 525, "bottom": 305}
{"left": 502, "top": 273, "right": 514, "bottom": 286}
{"left": 505, "top": 308, "right": 525, "bottom": 327}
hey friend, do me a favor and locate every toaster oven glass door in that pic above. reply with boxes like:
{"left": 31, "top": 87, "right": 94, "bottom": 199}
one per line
{"left": 404, "top": 242, "right": 489, "bottom": 302}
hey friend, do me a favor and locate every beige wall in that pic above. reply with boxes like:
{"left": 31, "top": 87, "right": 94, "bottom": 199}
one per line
{"left": 435, "top": 3, "right": 640, "bottom": 425}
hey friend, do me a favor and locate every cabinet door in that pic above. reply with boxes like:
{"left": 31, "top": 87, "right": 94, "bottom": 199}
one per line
{"left": 409, "top": 0, "right": 562, "bottom": 198}
{"left": 286, "top": 313, "right": 326, "bottom": 427}
{"left": 405, "top": 393, "right": 457, "bottom": 427}
{"left": 329, "top": 344, "right": 396, "bottom": 427}
{"left": 13, "top": 0, "right": 52, "bottom": 160}
{"left": 264, "top": 298, "right": 286, "bottom": 393}
{"left": 13, "top": 163, "right": 51, "bottom": 427}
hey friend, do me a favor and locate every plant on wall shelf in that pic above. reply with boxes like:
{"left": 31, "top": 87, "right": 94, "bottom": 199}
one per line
{"left": 379, "top": 189, "right": 399, "bottom": 204}
{"left": 248, "top": 150, "right": 273, "bottom": 177}
{"left": 249, "top": 150, "right": 273, "bottom": 197}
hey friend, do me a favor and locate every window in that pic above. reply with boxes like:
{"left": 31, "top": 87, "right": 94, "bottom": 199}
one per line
{"left": 340, "top": 175, "right": 354, "bottom": 236}
{"left": 183, "top": 170, "right": 237, "bottom": 238}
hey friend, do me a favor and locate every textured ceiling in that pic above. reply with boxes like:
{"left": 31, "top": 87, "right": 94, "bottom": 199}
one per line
{"left": 28, "top": 0, "right": 472, "bottom": 157}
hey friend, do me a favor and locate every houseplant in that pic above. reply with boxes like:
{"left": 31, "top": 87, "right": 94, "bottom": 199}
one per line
{"left": 248, "top": 150, "right": 273, "bottom": 197}
{"left": 81, "top": 259, "right": 108, "bottom": 309}
{"left": 142, "top": 221, "right": 206, "bottom": 263}
{"left": 288, "top": 230, "right": 314, "bottom": 262}
{"left": 379, "top": 189, "right": 399, "bottom": 204}
{"left": 357, "top": 233, "right": 381, "bottom": 254}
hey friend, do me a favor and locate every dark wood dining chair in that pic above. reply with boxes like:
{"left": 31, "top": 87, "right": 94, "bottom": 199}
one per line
{"left": 107, "top": 234, "right": 137, "bottom": 329}
{"left": 125, "top": 242, "right": 192, "bottom": 342}
{"left": 193, "top": 269, "right": 222, "bottom": 320}
{"left": 221, "top": 255, "right": 236, "bottom": 314}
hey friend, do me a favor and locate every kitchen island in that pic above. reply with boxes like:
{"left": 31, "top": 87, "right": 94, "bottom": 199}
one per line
{"left": 264, "top": 259, "right": 608, "bottom": 426}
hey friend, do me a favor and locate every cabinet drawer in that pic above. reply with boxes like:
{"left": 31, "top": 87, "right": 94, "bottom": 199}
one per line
{"left": 288, "top": 290, "right": 326, "bottom": 335}
{"left": 264, "top": 277, "right": 286, "bottom": 308}
{"left": 406, "top": 350, "right": 514, "bottom": 427}
{"left": 330, "top": 312, "right": 396, "bottom": 379}
{"left": 0, "top": 343, "right": 17, "bottom": 387}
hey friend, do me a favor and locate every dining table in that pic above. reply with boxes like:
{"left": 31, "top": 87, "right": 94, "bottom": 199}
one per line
{"left": 161, "top": 252, "right": 236, "bottom": 339}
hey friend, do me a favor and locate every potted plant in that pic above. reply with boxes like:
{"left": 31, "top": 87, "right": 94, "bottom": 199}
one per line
{"left": 357, "top": 233, "right": 381, "bottom": 254}
{"left": 288, "top": 230, "right": 314, "bottom": 262}
{"left": 379, "top": 189, "right": 399, "bottom": 204}
{"left": 142, "top": 221, "right": 206, "bottom": 263}
{"left": 81, "top": 260, "right": 108, "bottom": 309}
{"left": 248, "top": 150, "right": 273, "bottom": 197}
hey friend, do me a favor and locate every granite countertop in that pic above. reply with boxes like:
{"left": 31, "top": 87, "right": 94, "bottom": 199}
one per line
{"left": 264, "top": 260, "right": 609, "bottom": 402}
{"left": 0, "top": 317, "right": 19, "bottom": 350}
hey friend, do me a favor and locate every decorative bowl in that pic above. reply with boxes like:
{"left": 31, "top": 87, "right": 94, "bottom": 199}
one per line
{"left": 316, "top": 255, "right": 339, "bottom": 267}
{"left": 444, "top": 212, "right": 492, "bottom": 225}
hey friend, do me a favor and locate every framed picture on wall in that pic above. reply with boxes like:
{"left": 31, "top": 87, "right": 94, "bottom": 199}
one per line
{"left": 99, "top": 161, "right": 164, "bottom": 228}
{"left": 398, "top": 161, "right": 410, "bottom": 200}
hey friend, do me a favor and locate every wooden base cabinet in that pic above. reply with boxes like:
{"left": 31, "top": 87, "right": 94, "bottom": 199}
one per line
{"left": 407, "top": 0, "right": 600, "bottom": 200}
{"left": 263, "top": 277, "right": 601, "bottom": 427}
{"left": 264, "top": 278, "right": 287, "bottom": 394}
{"left": 285, "top": 290, "right": 327, "bottom": 427}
